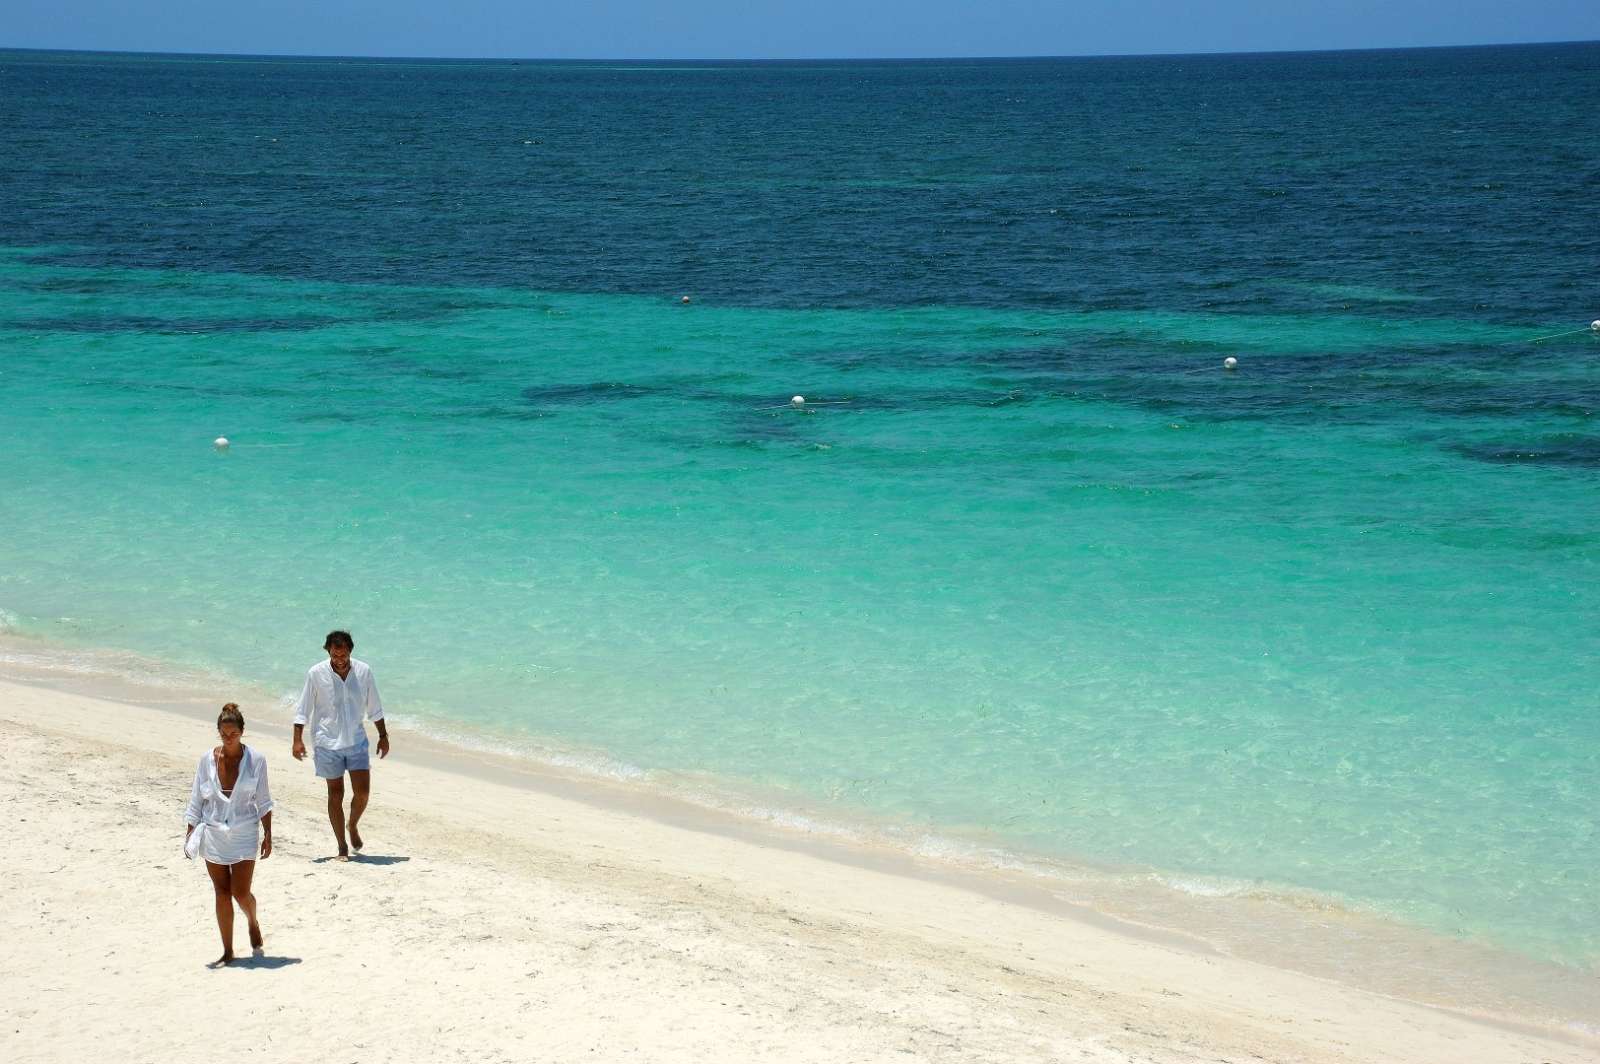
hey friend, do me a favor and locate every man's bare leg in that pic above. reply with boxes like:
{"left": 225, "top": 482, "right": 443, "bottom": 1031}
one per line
{"left": 325, "top": 776, "right": 349, "bottom": 859}
{"left": 205, "top": 861, "right": 235, "bottom": 965}
{"left": 347, "top": 769, "right": 371, "bottom": 852}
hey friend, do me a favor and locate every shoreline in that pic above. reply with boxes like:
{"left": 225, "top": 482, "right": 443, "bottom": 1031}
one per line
{"left": 3, "top": 676, "right": 1597, "bottom": 1063}
{"left": 2, "top": 634, "right": 1597, "bottom": 1053}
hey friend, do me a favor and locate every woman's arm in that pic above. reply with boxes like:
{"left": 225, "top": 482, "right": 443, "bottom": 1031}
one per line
{"left": 254, "top": 753, "right": 275, "bottom": 815}
{"left": 183, "top": 758, "right": 204, "bottom": 830}
{"left": 255, "top": 754, "right": 274, "bottom": 858}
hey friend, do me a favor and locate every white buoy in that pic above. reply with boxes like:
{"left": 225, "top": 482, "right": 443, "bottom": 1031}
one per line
{"left": 213, "top": 436, "right": 230, "bottom": 451}
{"left": 790, "top": 395, "right": 806, "bottom": 407}
{"left": 1590, "top": 319, "right": 1600, "bottom": 333}
{"left": 680, "top": 295, "right": 692, "bottom": 304}
{"left": 1223, "top": 356, "right": 1238, "bottom": 370}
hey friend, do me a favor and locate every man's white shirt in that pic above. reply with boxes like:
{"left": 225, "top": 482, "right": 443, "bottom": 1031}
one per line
{"left": 293, "top": 658, "right": 385, "bottom": 751}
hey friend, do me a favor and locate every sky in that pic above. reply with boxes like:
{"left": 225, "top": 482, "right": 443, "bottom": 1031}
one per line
{"left": 5, "top": 0, "right": 1599, "bottom": 60}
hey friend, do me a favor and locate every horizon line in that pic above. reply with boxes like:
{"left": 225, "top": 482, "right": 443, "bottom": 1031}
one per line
{"left": 2, "top": 37, "right": 1597, "bottom": 66}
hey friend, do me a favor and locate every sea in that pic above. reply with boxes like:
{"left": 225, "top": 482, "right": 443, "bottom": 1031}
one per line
{"left": 1, "top": 43, "right": 1597, "bottom": 1019}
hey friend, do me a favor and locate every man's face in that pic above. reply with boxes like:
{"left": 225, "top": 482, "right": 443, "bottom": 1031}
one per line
{"left": 327, "top": 642, "right": 352, "bottom": 668}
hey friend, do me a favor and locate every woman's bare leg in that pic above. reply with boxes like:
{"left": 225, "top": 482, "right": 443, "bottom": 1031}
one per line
{"left": 229, "top": 859, "right": 262, "bottom": 950}
{"left": 205, "top": 861, "right": 235, "bottom": 964}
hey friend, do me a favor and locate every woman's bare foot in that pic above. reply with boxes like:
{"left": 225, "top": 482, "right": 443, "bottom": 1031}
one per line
{"left": 348, "top": 823, "right": 363, "bottom": 852}
{"left": 336, "top": 844, "right": 350, "bottom": 862}
{"left": 209, "top": 951, "right": 235, "bottom": 968}
{"left": 248, "top": 923, "right": 263, "bottom": 950}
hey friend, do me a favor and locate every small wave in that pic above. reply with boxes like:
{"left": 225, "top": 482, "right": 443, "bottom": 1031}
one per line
{"left": 725, "top": 803, "right": 868, "bottom": 841}
{"left": 0, "top": 645, "right": 235, "bottom": 692}
{"left": 0, "top": 619, "right": 241, "bottom": 694}
{"left": 1157, "top": 872, "right": 1358, "bottom": 912}
{"left": 386, "top": 715, "right": 1065, "bottom": 882}
{"left": 1161, "top": 875, "right": 1257, "bottom": 899}
{"left": 395, "top": 713, "right": 650, "bottom": 783}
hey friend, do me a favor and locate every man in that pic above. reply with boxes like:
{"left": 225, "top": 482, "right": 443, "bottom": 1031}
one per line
{"left": 292, "top": 630, "right": 390, "bottom": 860}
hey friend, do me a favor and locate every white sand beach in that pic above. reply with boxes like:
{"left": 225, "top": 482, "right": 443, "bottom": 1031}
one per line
{"left": 1, "top": 675, "right": 1594, "bottom": 1064}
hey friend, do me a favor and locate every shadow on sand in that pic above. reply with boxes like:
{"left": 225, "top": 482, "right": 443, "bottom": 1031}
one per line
{"left": 210, "top": 952, "right": 302, "bottom": 971}
{"left": 311, "top": 853, "right": 411, "bottom": 866}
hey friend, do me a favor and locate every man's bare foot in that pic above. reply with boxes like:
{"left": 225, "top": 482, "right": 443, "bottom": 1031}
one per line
{"left": 248, "top": 923, "right": 263, "bottom": 950}
{"left": 209, "top": 952, "right": 235, "bottom": 968}
{"left": 348, "top": 823, "right": 363, "bottom": 852}
{"left": 336, "top": 844, "right": 350, "bottom": 862}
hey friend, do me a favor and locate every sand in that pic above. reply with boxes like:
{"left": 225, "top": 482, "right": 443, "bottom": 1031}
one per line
{"left": 1, "top": 676, "right": 1593, "bottom": 1064}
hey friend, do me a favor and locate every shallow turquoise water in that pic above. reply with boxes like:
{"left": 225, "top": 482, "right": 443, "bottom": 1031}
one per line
{"left": 2, "top": 44, "right": 1598, "bottom": 971}
{"left": 2, "top": 248, "right": 1596, "bottom": 967}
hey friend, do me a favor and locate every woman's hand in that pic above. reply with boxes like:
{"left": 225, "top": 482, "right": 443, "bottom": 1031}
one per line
{"left": 260, "top": 835, "right": 273, "bottom": 860}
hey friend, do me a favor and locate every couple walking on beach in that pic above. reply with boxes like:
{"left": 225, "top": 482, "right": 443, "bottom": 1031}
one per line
{"left": 182, "top": 629, "right": 390, "bottom": 965}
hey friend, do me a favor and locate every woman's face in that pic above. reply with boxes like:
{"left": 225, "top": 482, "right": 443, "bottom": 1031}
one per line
{"left": 218, "top": 723, "right": 243, "bottom": 750}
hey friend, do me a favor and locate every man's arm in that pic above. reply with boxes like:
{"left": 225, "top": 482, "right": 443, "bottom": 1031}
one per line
{"left": 291, "top": 670, "right": 313, "bottom": 760}
{"left": 365, "top": 666, "right": 390, "bottom": 758}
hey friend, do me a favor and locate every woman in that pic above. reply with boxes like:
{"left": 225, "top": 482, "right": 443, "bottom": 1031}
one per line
{"left": 184, "top": 703, "right": 274, "bottom": 966}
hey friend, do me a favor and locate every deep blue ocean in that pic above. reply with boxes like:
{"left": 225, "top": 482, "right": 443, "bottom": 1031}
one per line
{"left": 1, "top": 43, "right": 1597, "bottom": 993}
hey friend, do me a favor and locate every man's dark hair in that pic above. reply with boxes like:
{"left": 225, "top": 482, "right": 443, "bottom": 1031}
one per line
{"left": 324, "top": 630, "right": 355, "bottom": 651}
